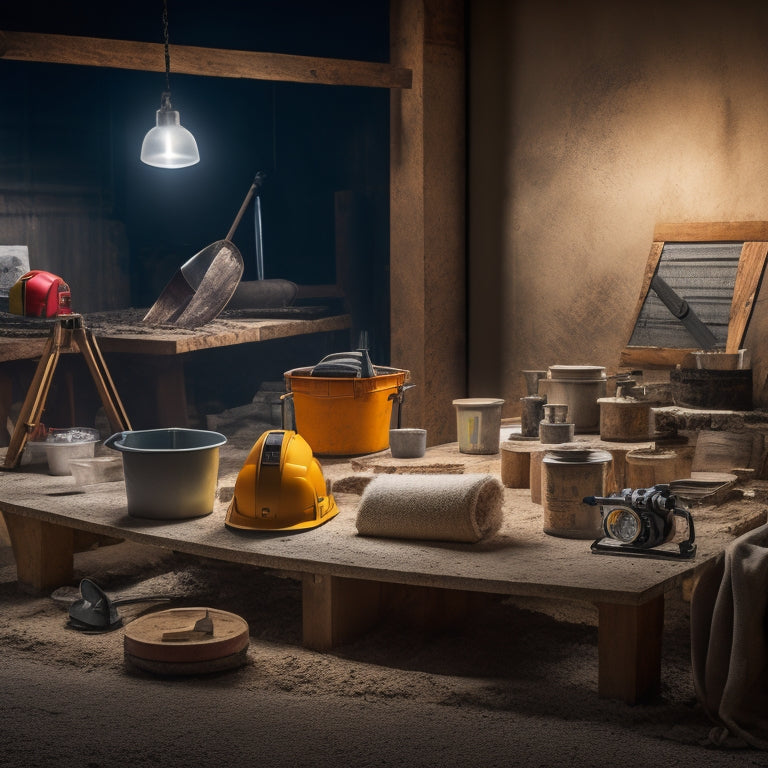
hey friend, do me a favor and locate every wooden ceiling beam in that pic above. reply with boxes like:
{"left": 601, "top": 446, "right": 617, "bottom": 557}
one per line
{"left": 0, "top": 30, "right": 412, "bottom": 89}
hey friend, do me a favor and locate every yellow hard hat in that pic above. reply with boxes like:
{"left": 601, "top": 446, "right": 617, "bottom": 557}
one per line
{"left": 225, "top": 430, "right": 338, "bottom": 532}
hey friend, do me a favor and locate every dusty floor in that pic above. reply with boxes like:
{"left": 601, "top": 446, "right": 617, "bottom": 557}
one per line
{"left": 1, "top": 535, "right": 767, "bottom": 768}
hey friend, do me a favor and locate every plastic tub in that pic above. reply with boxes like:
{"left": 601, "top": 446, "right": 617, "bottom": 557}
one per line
{"left": 30, "top": 427, "right": 100, "bottom": 475}
{"left": 105, "top": 428, "right": 227, "bottom": 519}
{"left": 284, "top": 366, "right": 408, "bottom": 456}
{"left": 69, "top": 456, "right": 125, "bottom": 486}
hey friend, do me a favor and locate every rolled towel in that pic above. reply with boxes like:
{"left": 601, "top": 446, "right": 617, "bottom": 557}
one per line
{"left": 355, "top": 473, "right": 504, "bottom": 543}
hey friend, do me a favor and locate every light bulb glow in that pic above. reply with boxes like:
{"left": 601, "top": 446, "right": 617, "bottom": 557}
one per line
{"left": 141, "top": 98, "right": 199, "bottom": 169}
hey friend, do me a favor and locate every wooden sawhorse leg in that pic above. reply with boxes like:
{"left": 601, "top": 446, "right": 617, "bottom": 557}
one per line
{"left": 596, "top": 595, "right": 664, "bottom": 703}
{"left": 2, "top": 511, "right": 74, "bottom": 593}
{"left": 0, "top": 370, "right": 11, "bottom": 446}
{"left": 3, "top": 315, "right": 131, "bottom": 469}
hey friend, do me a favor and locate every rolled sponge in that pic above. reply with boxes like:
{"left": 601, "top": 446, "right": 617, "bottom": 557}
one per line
{"left": 355, "top": 473, "right": 504, "bottom": 543}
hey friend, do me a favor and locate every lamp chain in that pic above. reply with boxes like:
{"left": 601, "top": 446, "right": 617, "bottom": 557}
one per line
{"left": 162, "top": 0, "right": 171, "bottom": 92}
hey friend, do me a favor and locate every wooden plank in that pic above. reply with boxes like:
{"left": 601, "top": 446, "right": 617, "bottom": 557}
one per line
{"left": 3, "top": 512, "right": 74, "bottom": 592}
{"left": 91, "top": 314, "right": 352, "bottom": 356}
{"left": 0, "top": 337, "right": 50, "bottom": 364}
{"left": 653, "top": 221, "right": 768, "bottom": 242}
{"left": 0, "top": 30, "right": 412, "bottom": 90}
{"left": 596, "top": 595, "right": 664, "bottom": 703}
{"left": 302, "top": 573, "right": 381, "bottom": 651}
{"left": 0, "top": 437, "right": 756, "bottom": 608}
{"left": 619, "top": 346, "right": 697, "bottom": 369}
{"left": 726, "top": 242, "right": 768, "bottom": 353}
{"left": 0, "top": 468, "right": 740, "bottom": 606}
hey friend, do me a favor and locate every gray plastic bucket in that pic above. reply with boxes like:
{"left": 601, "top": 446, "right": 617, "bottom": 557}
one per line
{"left": 105, "top": 428, "right": 227, "bottom": 519}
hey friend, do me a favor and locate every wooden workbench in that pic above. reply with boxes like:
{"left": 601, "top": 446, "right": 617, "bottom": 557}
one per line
{"left": 1, "top": 440, "right": 764, "bottom": 704}
{"left": 0, "top": 309, "right": 352, "bottom": 432}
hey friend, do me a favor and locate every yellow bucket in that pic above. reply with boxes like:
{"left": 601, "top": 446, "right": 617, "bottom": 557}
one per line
{"left": 284, "top": 366, "right": 408, "bottom": 456}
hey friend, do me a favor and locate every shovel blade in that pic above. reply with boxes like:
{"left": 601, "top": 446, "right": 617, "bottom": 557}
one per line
{"left": 143, "top": 240, "right": 244, "bottom": 329}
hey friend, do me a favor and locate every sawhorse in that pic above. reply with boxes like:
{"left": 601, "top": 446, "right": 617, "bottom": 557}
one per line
{"left": 3, "top": 313, "right": 131, "bottom": 469}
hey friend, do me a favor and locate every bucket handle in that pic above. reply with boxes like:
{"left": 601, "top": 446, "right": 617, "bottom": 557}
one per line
{"left": 280, "top": 392, "right": 295, "bottom": 431}
{"left": 388, "top": 383, "right": 416, "bottom": 428}
{"left": 103, "top": 432, "right": 129, "bottom": 452}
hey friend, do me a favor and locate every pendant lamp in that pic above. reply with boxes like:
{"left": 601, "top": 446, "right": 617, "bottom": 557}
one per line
{"left": 140, "top": 0, "right": 199, "bottom": 169}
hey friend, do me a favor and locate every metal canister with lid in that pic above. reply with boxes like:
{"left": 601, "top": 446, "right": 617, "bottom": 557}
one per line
{"left": 542, "top": 448, "right": 613, "bottom": 539}
{"left": 540, "top": 365, "right": 606, "bottom": 434}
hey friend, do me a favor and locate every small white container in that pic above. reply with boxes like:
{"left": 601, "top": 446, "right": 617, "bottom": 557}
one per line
{"left": 42, "top": 440, "right": 99, "bottom": 475}
{"left": 693, "top": 349, "right": 747, "bottom": 370}
{"left": 69, "top": 456, "right": 125, "bottom": 486}
{"left": 31, "top": 427, "right": 101, "bottom": 476}
{"left": 389, "top": 428, "right": 427, "bottom": 458}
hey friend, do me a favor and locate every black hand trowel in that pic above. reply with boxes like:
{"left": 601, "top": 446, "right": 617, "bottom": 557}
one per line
{"left": 67, "top": 578, "right": 171, "bottom": 633}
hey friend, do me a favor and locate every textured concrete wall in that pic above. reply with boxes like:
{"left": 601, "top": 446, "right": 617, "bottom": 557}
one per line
{"left": 468, "top": 0, "right": 768, "bottom": 415}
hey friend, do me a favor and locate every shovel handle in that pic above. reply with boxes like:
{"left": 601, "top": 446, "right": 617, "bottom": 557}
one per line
{"left": 226, "top": 173, "right": 266, "bottom": 241}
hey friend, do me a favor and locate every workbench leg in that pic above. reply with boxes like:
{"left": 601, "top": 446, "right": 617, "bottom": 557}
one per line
{"left": 2, "top": 511, "right": 74, "bottom": 593}
{"left": 596, "top": 595, "right": 664, "bottom": 704}
{"left": 154, "top": 359, "right": 189, "bottom": 428}
{"left": 302, "top": 574, "right": 381, "bottom": 651}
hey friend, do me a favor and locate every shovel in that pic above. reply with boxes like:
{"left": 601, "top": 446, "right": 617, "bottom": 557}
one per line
{"left": 143, "top": 175, "right": 265, "bottom": 329}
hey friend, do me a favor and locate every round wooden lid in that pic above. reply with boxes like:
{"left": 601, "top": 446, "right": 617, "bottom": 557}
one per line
{"left": 124, "top": 607, "right": 249, "bottom": 664}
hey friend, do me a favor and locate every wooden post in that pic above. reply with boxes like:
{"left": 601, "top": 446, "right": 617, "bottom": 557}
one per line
{"left": 390, "top": 0, "right": 466, "bottom": 445}
{"left": 3, "top": 512, "right": 74, "bottom": 592}
{"left": 152, "top": 358, "right": 189, "bottom": 428}
{"left": 596, "top": 595, "right": 664, "bottom": 703}
{"left": 302, "top": 573, "right": 381, "bottom": 651}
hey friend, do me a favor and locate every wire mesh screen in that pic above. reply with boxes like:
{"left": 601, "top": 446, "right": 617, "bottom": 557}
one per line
{"left": 628, "top": 242, "right": 742, "bottom": 349}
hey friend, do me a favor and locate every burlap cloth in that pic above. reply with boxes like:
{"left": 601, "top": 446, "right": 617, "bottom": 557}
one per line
{"left": 691, "top": 522, "right": 768, "bottom": 749}
{"left": 354, "top": 473, "right": 504, "bottom": 543}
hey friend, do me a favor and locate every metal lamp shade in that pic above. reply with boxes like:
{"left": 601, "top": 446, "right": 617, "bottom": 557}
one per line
{"left": 141, "top": 106, "right": 199, "bottom": 169}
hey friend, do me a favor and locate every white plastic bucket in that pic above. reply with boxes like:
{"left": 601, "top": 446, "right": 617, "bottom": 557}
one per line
{"left": 452, "top": 398, "right": 505, "bottom": 454}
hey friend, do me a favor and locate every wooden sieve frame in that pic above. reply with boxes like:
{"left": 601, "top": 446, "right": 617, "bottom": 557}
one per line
{"left": 620, "top": 222, "right": 768, "bottom": 370}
